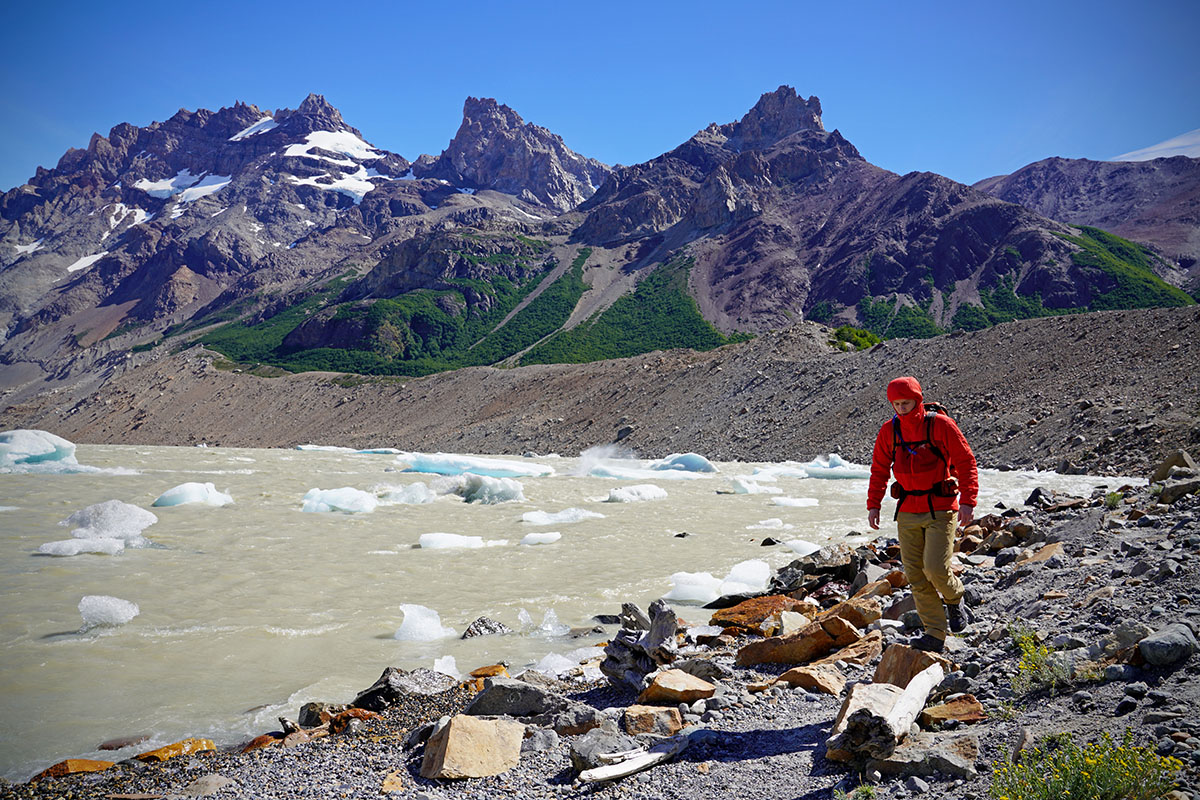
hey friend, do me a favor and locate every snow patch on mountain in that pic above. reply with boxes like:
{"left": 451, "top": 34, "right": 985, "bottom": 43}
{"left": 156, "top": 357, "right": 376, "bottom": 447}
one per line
{"left": 283, "top": 131, "right": 383, "bottom": 166}
{"left": 67, "top": 251, "right": 109, "bottom": 273}
{"left": 230, "top": 117, "right": 279, "bottom": 141}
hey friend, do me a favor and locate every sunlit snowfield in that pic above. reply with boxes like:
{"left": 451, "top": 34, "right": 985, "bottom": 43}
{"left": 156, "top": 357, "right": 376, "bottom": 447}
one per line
{"left": 0, "top": 441, "right": 1127, "bottom": 781}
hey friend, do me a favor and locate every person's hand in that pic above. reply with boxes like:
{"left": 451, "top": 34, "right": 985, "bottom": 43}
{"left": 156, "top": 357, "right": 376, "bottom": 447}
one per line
{"left": 958, "top": 504, "right": 974, "bottom": 528}
{"left": 868, "top": 508, "right": 880, "bottom": 530}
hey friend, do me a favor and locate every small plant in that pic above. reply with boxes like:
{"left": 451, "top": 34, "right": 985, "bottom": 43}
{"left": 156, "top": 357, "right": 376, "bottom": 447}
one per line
{"left": 1009, "top": 622, "right": 1071, "bottom": 695}
{"left": 1104, "top": 491, "right": 1123, "bottom": 510}
{"left": 832, "top": 785, "right": 877, "bottom": 800}
{"left": 990, "top": 729, "right": 1182, "bottom": 800}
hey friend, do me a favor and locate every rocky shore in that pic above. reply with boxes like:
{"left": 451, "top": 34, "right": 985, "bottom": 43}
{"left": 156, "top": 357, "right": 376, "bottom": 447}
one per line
{"left": 4, "top": 453, "right": 1199, "bottom": 800}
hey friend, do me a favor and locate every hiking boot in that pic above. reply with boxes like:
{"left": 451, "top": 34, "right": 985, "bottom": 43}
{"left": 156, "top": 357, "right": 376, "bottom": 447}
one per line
{"left": 910, "top": 633, "right": 945, "bottom": 653}
{"left": 946, "top": 602, "right": 973, "bottom": 633}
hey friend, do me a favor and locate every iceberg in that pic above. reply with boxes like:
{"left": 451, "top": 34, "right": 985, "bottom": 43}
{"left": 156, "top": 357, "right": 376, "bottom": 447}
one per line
{"left": 519, "top": 532, "right": 562, "bottom": 546}
{"left": 719, "top": 559, "right": 771, "bottom": 595}
{"left": 662, "top": 571, "right": 724, "bottom": 605}
{"left": 418, "top": 532, "right": 485, "bottom": 549}
{"left": 62, "top": 499, "right": 157, "bottom": 543}
{"left": 650, "top": 453, "right": 719, "bottom": 473}
{"left": 783, "top": 539, "right": 822, "bottom": 557}
{"left": 79, "top": 595, "right": 139, "bottom": 629}
{"left": 799, "top": 454, "right": 870, "bottom": 479}
{"left": 397, "top": 452, "right": 553, "bottom": 478}
{"left": 394, "top": 604, "right": 456, "bottom": 640}
{"left": 301, "top": 487, "right": 377, "bottom": 513}
{"left": 431, "top": 473, "right": 526, "bottom": 504}
{"left": 0, "top": 429, "right": 76, "bottom": 465}
{"left": 533, "top": 652, "right": 580, "bottom": 677}
{"left": 522, "top": 508, "right": 605, "bottom": 526}
{"left": 152, "top": 482, "right": 233, "bottom": 507}
{"left": 752, "top": 464, "right": 810, "bottom": 480}
{"left": 747, "top": 518, "right": 794, "bottom": 530}
{"left": 730, "top": 476, "right": 783, "bottom": 494}
{"left": 39, "top": 538, "right": 126, "bottom": 557}
{"left": 432, "top": 655, "right": 461, "bottom": 679}
{"left": 603, "top": 484, "right": 668, "bottom": 503}
{"left": 295, "top": 444, "right": 355, "bottom": 452}
{"left": 377, "top": 482, "right": 437, "bottom": 505}
{"left": 773, "top": 496, "right": 819, "bottom": 507}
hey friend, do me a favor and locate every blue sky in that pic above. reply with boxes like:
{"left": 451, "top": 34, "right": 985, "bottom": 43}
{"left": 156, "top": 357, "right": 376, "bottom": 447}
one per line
{"left": 1, "top": 0, "right": 1196, "bottom": 192}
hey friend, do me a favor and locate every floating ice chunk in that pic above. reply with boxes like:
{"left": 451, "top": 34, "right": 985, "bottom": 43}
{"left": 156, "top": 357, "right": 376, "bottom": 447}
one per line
{"left": 603, "top": 484, "right": 668, "bottom": 503}
{"left": 377, "top": 482, "right": 437, "bottom": 504}
{"left": 747, "top": 518, "right": 794, "bottom": 530}
{"left": 800, "top": 454, "right": 870, "bottom": 479}
{"left": 79, "top": 595, "right": 139, "bottom": 629}
{"left": 753, "top": 463, "right": 810, "bottom": 480}
{"left": 522, "top": 508, "right": 604, "bottom": 526}
{"left": 356, "top": 447, "right": 402, "bottom": 455}
{"left": 520, "top": 532, "right": 562, "bottom": 546}
{"left": 431, "top": 473, "right": 526, "bottom": 504}
{"left": 535, "top": 609, "right": 570, "bottom": 637}
{"left": 686, "top": 625, "right": 725, "bottom": 641}
{"left": 651, "top": 453, "right": 719, "bottom": 473}
{"left": 782, "top": 539, "right": 822, "bottom": 557}
{"left": 663, "top": 571, "right": 724, "bottom": 604}
{"left": 773, "top": 496, "right": 819, "bottom": 507}
{"left": 0, "top": 429, "right": 77, "bottom": 466}
{"left": 39, "top": 538, "right": 126, "bottom": 556}
{"left": 63, "top": 500, "right": 157, "bottom": 542}
{"left": 730, "top": 476, "right": 783, "bottom": 494}
{"left": 534, "top": 652, "right": 580, "bottom": 677}
{"left": 394, "top": 604, "right": 456, "bottom": 640}
{"left": 517, "top": 608, "right": 534, "bottom": 631}
{"left": 565, "top": 646, "right": 605, "bottom": 661}
{"left": 432, "top": 655, "right": 460, "bottom": 679}
{"left": 719, "top": 559, "right": 771, "bottom": 595}
{"left": 301, "top": 487, "right": 377, "bottom": 513}
{"left": 398, "top": 452, "right": 554, "bottom": 478}
{"left": 295, "top": 444, "right": 355, "bottom": 452}
{"left": 418, "top": 532, "right": 484, "bottom": 549}
{"left": 152, "top": 482, "right": 233, "bottom": 507}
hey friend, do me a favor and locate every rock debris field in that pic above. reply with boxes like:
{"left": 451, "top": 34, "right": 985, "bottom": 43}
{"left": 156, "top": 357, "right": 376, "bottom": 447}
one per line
{"left": 4, "top": 452, "right": 1200, "bottom": 800}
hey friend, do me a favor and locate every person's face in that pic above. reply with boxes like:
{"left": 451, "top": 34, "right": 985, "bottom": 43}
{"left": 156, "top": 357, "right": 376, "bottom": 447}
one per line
{"left": 891, "top": 398, "right": 917, "bottom": 416}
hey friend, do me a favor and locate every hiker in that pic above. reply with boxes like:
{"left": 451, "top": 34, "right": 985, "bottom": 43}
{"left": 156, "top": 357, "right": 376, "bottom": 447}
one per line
{"left": 867, "top": 376, "right": 978, "bottom": 653}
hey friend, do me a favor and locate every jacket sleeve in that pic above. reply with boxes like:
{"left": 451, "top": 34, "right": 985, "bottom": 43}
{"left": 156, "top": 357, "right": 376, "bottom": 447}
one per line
{"left": 867, "top": 422, "right": 893, "bottom": 510}
{"left": 938, "top": 416, "right": 978, "bottom": 507}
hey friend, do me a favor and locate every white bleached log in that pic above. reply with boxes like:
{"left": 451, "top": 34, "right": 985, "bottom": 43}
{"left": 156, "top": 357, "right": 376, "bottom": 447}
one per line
{"left": 842, "top": 663, "right": 945, "bottom": 758}
{"left": 578, "top": 728, "right": 700, "bottom": 782}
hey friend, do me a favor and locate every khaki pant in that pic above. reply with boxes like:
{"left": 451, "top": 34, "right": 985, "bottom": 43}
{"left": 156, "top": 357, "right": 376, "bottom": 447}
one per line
{"left": 897, "top": 510, "right": 964, "bottom": 641}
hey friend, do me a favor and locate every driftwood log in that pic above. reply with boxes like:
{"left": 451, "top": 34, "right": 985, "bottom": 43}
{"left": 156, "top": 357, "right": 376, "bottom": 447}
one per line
{"left": 578, "top": 728, "right": 704, "bottom": 783}
{"left": 839, "top": 663, "right": 945, "bottom": 758}
{"left": 600, "top": 600, "right": 679, "bottom": 693}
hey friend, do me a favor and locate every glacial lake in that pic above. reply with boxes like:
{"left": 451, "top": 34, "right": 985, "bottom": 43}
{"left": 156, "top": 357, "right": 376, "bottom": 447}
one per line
{"left": 0, "top": 442, "right": 1124, "bottom": 781}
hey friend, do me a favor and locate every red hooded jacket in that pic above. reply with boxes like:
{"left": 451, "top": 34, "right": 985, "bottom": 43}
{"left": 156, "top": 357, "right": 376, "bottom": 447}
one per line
{"left": 867, "top": 377, "right": 978, "bottom": 514}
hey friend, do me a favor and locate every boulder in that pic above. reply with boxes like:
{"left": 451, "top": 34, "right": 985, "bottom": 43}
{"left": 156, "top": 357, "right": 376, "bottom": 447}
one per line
{"left": 637, "top": 669, "right": 716, "bottom": 704}
{"left": 420, "top": 715, "right": 525, "bottom": 779}
{"left": 672, "top": 658, "right": 734, "bottom": 682}
{"left": 813, "top": 630, "right": 884, "bottom": 667}
{"left": 735, "top": 616, "right": 862, "bottom": 666}
{"left": 780, "top": 610, "right": 812, "bottom": 635}
{"left": 31, "top": 759, "right": 114, "bottom": 782}
{"left": 469, "top": 664, "right": 510, "bottom": 679}
{"left": 298, "top": 702, "right": 347, "bottom": 728}
{"left": 817, "top": 596, "right": 883, "bottom": 629}
{"left": 709, "top": 595, "right": 808, "bottom": 634}
{"left": 851, "top": 580, "right": 894, "bottom": 600}
{"left": 919, "top": 695, "right": 987, "bottom": 727}
{"left": 1139, "top": 623, "right": 1198, "bottom": 667}
{"left": 570, "top": 724, "right": 640, "bottom": 772}
{"left": 461, "top": 616, "right": 513, "bottom": 638}
{"left": 330, "top": 708, "right": 378, "bottom": 734}
{"left": 135, "top": 738, "right": 216, "bottom": 762}
{"left": 1160, "top": 478, "right": 1200, "bottom": 505}
{"left": 239, "top": 734, "right": 280, "bottom": 754}
{"left": 849, "top": 563, "right": 889, "bottom": 594}
{"left": 1017, "top": 541, "right": 1065, "bottom": 565}
{"left": 465, "top": 676, "right": 567, "bottom": 718}
{"left": 180, "top": 774, "right": 236, "bottom": 796}
{"left": 866, "top": 732, "right": 979, "bottom": 779}
{"left": 777, "top": 664, "right": 846, "bottom": 695}
{"left": 624, "top": 704, "right": 684, "bottom": 736}
{"left": 352, "top": 667, "right": 457, "bottom": 711}
{"left": 873, "top": 644, "right": 955, "bottom": 689}
{"left": 1151, "top": 450, "right": 1197, "bottom": 483}
{"left": 553, "top": 703, "right": 604, "bottom": 735}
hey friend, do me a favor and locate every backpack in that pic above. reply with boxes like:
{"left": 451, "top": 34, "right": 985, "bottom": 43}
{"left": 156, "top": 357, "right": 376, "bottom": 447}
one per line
{"left": 888, "top": 402, "right": 958, "bottom": 519}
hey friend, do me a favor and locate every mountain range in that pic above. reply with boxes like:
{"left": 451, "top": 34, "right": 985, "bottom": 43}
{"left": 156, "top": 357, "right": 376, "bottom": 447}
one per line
{"left": 1, "top": 87, "right": 1196, "bottom": 405}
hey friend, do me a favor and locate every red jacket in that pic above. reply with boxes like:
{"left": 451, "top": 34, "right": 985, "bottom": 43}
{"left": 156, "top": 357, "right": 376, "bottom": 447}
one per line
{"left": 867, "top": 402, "right": 978, "bottom": 514}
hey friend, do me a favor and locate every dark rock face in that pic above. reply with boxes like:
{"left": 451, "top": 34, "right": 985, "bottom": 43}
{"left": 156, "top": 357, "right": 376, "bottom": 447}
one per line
{"left": 974, "top": 156, "right": 1200, "bottom": 288}
{"left": 413, "top": 97, "right": 611, "bottom": 213}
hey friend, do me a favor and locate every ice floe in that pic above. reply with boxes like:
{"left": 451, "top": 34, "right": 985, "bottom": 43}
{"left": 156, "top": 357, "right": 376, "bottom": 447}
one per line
{"left": 663, "top": 559, "right": 771, "bottom": 604}
{"left": 746, "top": 518, "right": 794, "bottom": 530}
{"left": 730, "top": 476, "right": 783, "bottom": 494}
{"left": 301, "top": 487, "right": 377, "bottom": 513}
{"left": 782, "top": 539, "right": 822, "bottom": 556}
{"left": 432, "top": 655, "right": 460, "bottom": 679}
{"left": 650, "top": 453, "right": 719, "bottom": 473}
{"left": 399, "top": 452, "right": 554, "bottom": 478}
{"left": 152, "top": 482, "right": 234, "bottom": 507}
{"left": 519, "top": 532, "right": 561, "bottom": 546}
{"left": 601, "top": 484, "right": 668, "bottom": 503}
{"left": 79, "top": 595, "right": 139, "bottom": 629}
{"left": 394, "top": 604, "right": 455, "bottom": 640}
{"left": 376, "top": 482, "right": 437, "bottom": 505}
{"left": 800, "top": 454, "right": 870, "bottom": 479}
{"left": 1, "top": 429, "right": 76, "bottom": 466}
{"left": 773, "top": 496, "right": 819, "bottom": 507}
{"left": 522, "top": 508, "right": 604, "bottom": 526}
{"left": 418, "top": 532, "right": 490, "bottom": 549}
{"left": 63, "top": 499, "right": 157, "bottom": 541}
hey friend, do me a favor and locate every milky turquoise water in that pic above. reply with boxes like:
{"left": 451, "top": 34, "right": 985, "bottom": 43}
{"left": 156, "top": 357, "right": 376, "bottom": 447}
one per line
{"left": 0, "top": 443, "right": 1122, "bottom": 781}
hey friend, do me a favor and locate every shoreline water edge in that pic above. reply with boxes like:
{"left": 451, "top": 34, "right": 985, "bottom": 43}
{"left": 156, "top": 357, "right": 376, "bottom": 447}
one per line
{"left": 2, "top": 440, "right": 1198, "bottom": 799}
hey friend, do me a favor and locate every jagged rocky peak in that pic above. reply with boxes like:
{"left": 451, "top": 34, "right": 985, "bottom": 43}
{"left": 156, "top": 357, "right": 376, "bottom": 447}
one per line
{"left": 725, "top": 85, "right": 825, "bottom": 152}
{"left": 412, "top": 96, "right": 612, "bottom": 213}
{"left": 275, "top": 92, "right": 354, "bottom": 136}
